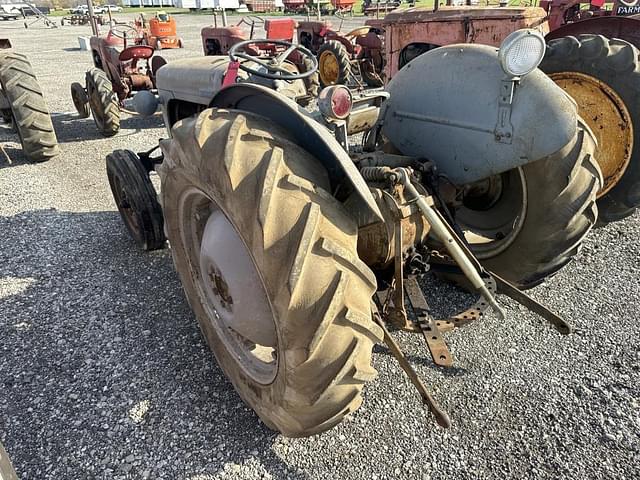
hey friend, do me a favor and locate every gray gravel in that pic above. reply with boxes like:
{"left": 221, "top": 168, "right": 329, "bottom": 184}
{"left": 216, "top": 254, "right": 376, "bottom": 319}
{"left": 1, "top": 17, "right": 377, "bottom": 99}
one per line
{"left": 1, "top": 13, "right": 640, "bottom": 480}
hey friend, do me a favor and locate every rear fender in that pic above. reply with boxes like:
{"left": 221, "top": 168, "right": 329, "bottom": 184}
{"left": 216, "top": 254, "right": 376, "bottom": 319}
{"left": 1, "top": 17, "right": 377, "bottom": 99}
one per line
{"left": 210, "top": 84, "right": 383, "bottom": 224}
{"left": 382, "top": 44, "right": 578, "bottom": 185}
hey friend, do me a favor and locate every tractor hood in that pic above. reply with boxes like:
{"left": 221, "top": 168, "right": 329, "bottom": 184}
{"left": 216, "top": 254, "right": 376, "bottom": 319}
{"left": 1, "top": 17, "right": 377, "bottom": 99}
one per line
{"left": 382, "top": 44, "right": 578, "bottom": 185}
{"left": 156, "top": 56, "right": 230, "bottom": 106}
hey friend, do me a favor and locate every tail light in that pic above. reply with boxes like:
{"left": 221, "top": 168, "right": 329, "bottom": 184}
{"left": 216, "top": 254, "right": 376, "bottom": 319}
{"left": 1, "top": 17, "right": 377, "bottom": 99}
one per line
{"left": 318, "top": 85, "right": 353, "bottom": 120}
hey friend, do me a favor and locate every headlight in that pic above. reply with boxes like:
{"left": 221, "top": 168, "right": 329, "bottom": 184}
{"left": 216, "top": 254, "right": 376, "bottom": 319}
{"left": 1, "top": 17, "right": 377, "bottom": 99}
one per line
{"left": 498, "top": 29, "right": 546, "bottom": 78}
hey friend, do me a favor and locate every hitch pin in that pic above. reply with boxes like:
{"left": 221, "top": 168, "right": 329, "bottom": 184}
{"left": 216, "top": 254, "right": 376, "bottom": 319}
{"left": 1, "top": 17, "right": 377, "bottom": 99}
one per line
{"left": 392, "top": 168, "right": 506, "bottom": 321}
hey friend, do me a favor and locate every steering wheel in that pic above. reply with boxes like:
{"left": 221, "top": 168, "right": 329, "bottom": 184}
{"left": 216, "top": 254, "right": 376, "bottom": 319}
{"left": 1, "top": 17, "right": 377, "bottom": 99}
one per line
{"left": 229, "top": 39, "right": 318, "bottom": 81}
{"left": 238, "top": 15, "right": 265, "bottom": 27}
{"left": 109, "top": 24, "right": 140, "bottom": 40}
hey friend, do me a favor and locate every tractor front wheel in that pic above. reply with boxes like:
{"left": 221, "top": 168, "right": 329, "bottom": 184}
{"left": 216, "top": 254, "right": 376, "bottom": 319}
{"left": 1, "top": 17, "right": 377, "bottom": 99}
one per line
{"left": 541, "top": 35, "right": 640, "bottom": 224}
{"left": 455, "top": 120, "right": 601, "bottom": 289}
{"left": 106, "top": 149, "right": 165, "bottom": 251}
{"left": 161, "top": 109, "right": 382, "bottom": 436}
{"left": 70, "top": 81, "right": 90, "bottom": 118}
{"left": 86, "top": 68, "right": 120, "bottom": 136}
{"left": 318, "top": 40, "right": 351, "bottom": 87}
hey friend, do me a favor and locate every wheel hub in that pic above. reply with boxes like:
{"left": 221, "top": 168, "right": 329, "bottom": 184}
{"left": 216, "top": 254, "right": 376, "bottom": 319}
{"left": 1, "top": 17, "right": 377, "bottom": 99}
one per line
{"left": 319, "top": 50, "right": 339, "bottom": 85}
{"left": 186, "top": 202, "right": 279, "bottom": 384}
{"left": 206, "top": 265, "right": 233, "bottom": 312}
{"left": 549, "top": 71, "right": 633, "bottom": 197}
{"left": 198, "top": 209, "right": 276, "bottom": 349}
{"left": 456, "top": 168, "right": 527, "bottom": 259}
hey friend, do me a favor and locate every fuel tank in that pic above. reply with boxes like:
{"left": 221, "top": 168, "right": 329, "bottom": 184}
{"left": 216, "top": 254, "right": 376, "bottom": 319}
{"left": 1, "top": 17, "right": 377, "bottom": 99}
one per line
{"left": 382, "top": 44, "right": 578, "bottom": 185}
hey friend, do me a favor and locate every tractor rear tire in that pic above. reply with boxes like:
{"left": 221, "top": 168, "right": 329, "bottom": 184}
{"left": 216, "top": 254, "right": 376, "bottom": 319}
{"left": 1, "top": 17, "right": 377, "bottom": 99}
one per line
{"left": 106, "top": 149, "right": 165, "bottom": 251}
{"left": 0, "top": 51, "right": 59, "bottom": 162}
{"left": 86, "top": 68, "right": 120, "bottom": 136}
{"left": 457, "top": 120, "right": 601, "bottom": 289}
{"left": 161, "top": 109, "right": 382, "bottom": 436}
{"left": 318, "top": 40, "right": 351, "bottom": 87}
{"left": 541, "top": 35, "right": 640, "bottom": 225}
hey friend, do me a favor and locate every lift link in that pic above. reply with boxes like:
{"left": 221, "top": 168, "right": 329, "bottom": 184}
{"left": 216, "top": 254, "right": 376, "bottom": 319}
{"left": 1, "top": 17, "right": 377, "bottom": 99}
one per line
{"left": 372, "top": 305, "right": 451, "bottom": 429}
{"left": 368, "top": 166, "right": 506, "bottom": 320}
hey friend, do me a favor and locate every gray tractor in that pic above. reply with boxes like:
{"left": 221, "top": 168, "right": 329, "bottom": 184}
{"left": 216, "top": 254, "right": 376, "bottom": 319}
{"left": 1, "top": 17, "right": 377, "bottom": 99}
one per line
{"left": 106, "top": 31, "right": 601, "bottom": 436}
{"left": 0, "top": 39, "right": 59, "bottom": 162}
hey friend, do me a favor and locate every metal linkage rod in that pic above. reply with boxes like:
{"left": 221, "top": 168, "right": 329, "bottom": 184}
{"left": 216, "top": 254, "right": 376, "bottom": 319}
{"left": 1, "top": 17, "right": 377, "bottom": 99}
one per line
{"left": 393, "top": 168, "right": 506, "bottom": 321}
{"left": 372, "top": 309, "right": 451, "bottom": 428}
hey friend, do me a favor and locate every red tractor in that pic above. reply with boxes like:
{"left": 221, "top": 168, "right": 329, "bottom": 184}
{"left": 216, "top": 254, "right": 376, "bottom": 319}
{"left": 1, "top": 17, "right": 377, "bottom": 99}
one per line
{"left": 202, "top": 16, "right": 297, "bottom": 56}
{"left": 135, "top": 11, "right": 184, "bottom": 50}
{"left": 71, "top": 24, "right": 165, "bottom": 136}
{"left": 201, "top": 16, "right": 319, "bottom": 97}
{"left": 297, "top": 13, "right": 384, "bottom": 87}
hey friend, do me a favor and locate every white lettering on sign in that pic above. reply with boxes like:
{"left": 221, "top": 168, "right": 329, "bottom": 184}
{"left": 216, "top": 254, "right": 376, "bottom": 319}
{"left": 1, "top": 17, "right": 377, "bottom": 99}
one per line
{"left": 617, "top": 5, "right": 640, "bottom": 14}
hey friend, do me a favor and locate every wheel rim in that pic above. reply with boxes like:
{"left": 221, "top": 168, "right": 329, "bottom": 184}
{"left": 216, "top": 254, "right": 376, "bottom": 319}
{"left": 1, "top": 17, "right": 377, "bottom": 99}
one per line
{"left": 179, "top": 189, "right": 278, "bottom": 384}
{"left": 549, "top": 71, "right": 633, "bottom": 198}
{"left": 111, "top": 173, "right": 143, "bottom": 244}
{"left": 319, "top": 50, "right": 339, "bottom": 85}
{"left": 456, "top": 168, "right": 527, "bottom": 259}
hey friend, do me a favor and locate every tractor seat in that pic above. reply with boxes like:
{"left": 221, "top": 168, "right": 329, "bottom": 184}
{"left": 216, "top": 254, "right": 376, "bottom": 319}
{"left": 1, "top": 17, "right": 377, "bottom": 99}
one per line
{"left": 119, "top": 45, "right": 155, "bottom": 62}
{"left": 345, "top": 26, "right": 371, "bottom": 39}
{"left": 264, "top": 18, "right": 297, "bottom": 41}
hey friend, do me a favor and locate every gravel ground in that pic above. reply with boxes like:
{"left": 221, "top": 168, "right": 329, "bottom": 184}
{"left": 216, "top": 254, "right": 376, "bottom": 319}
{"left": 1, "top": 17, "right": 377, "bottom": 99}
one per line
{"left": 1, "top": 13, "right": 639, "bottom": 480}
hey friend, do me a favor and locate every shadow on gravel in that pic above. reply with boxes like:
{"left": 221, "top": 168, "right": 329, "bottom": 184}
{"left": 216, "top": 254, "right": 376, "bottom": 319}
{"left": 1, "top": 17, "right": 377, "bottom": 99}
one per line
{"left": 0, "top": 209, "right": 305, "bottom": 479}
{"left": 373, "top": 344, "right": 469, "bottom": 377}
{"left": 0, "top": 145, "right": 29, "bottom": 168}
{"left": 52, "top": 112, "right": 165, "bottom": 145}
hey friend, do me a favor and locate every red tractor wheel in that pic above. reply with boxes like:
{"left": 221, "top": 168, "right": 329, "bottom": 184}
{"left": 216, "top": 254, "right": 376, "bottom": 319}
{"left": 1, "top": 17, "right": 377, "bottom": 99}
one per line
{"left": 318, "top": 40, "right": 351, "bottom": 87}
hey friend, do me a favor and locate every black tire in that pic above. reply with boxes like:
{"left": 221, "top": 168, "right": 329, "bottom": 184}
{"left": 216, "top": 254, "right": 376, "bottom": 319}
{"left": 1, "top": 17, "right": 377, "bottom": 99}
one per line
{"left": 317, "top": 40, "right": 352, "bottom": 87}
{"left": 457, "top": 120, "right": 601, "bottom": 289}
{"left": 1, "top": 108, "right": 12, "bottom": 124}
{"left": 86, "top": 68, "right": 120, "bottom": 136}
{"left": 0, "top": 51, "right": 59, "bottom": 162}
{"left": 70, "top": 81, "right": 90, "bottom": 119}
{"left": 541, "top": 35, "right": 640, "bottom": 224}
{"left": 106, "top": 149, "right": 165, "bottom": 251}
{"left": 161, "top": 109, "right": 382, "bottom": 436}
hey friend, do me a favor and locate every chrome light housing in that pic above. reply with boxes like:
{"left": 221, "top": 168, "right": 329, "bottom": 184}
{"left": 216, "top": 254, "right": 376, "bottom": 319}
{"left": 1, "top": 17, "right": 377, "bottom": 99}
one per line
{"left": 498, "top": 29, "right": 546, "bottom": 78}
